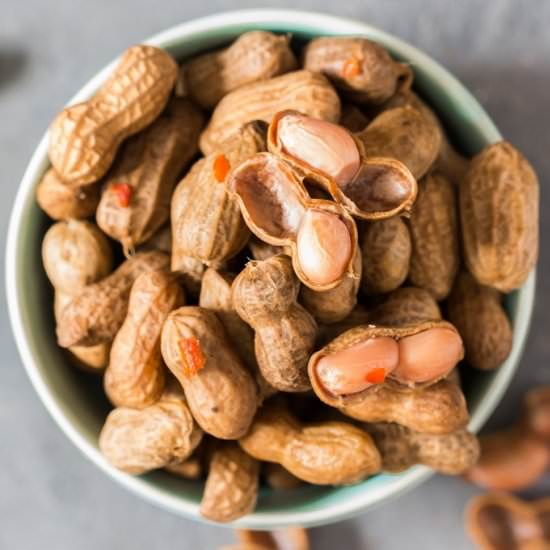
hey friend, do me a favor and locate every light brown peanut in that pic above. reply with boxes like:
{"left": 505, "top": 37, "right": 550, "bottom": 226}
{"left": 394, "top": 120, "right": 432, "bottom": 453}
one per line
{"left": 104, "top": 270, "right": 185, "bottom": 409}
{"left": 467, "top": 493, "right": 550, "bottom": 550}
{"left": 460, "top": 141, "right": 539, "bottom": 292}
{"left": 161, "top": 306, "right": 258, "bottom": 439}
{"left": 199, "top": 70, "right": 341, "bottom": 155}
{"left": 200, "top": 442, "right": 260, "bottom": 522}
{"left": 408, "top": 172, "right": 459, "bottom": 300}
{"left": 96, "top": 98, "right": 204, "bottom": 252}
{"left": 339, "top": 380, "right": 468, "bottom": 435}
{"left": 49, "top": 45, "right": 177, "bottom": 186}
{"left": 303, "top": 37, "right": 412, "bottom": 104}
{"left": 367, "top": 423, "right": 479, "bottom": 474}
{"left": 171, "top": 120, "right": 268, "bottom": 266}
{"left": 166, "top": 452, "right": 203, "bottom": 480}
{"left": 36, "top": 168, "right": 100, "bottom": 220}
{"left": 56, "top": 251, "right": 169, "bottom": 347}
{"left": 523, "top": 386, "right": 550, "bottom": 441}
{"left": 42, "top": 220, "right": 113, "bottom": 294}
{"left": 239, "top": 400, "right": 381, "bottom": 485}
{"left": 447, "top": 271, "right": 512, "bottom": 371}
{"left": 181, "top": 31, "right": 297, "bottom": 109}
{"left": 356, "top": 106, "right": 441, "bottom": 180}
{"left": 99, "top": 381, "right": 203, "bottom": 474}
{"left": 235, "top": 528, "right": 310, "bottom": 550}
{"left": 360, "top": 217, "right": 411, "bottom": 295}
{"left": 232, "top": 256, "right": 317, "bottom": 392}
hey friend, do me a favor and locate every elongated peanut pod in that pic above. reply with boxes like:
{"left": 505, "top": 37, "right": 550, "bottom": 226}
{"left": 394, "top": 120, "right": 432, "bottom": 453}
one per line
{"left": 296, "top": 210, "right": 353, "bottom": 287}
{"left": 277, "top": 112, "right": 361, "bottom": 185}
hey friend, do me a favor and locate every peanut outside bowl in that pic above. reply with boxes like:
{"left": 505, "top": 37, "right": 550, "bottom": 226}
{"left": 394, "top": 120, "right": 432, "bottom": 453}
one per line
{"left": 5, "top": 9, "right": 536, "bottom": 529}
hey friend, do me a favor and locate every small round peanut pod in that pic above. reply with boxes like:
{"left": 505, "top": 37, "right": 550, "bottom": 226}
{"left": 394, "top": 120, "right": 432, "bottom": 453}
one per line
{"left": 99, "top": 382, "right": 203, "bottom": 474}
{"left": 161, "top": 306, "right": 258, "bottom": 439}
{"left": 36, "top": 168, "right": 100, "bottom": 220}
{"left": 42, "top": 220, "right": 113, "bottom": 294}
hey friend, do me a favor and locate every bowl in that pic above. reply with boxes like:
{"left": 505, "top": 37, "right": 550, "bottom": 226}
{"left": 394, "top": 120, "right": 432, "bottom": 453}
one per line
{"left": 6, "top": 9, "right": 536, "bottom": 529}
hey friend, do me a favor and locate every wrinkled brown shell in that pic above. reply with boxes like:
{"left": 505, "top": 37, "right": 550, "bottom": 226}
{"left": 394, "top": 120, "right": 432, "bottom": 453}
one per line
{"left": 104, "top": 271, "right": 185, "bottom": 409}
{"left": 356, "top": 106, "right": 441, "bottom": 180}
{"left": 96, "top": 99, "right": 204, "bottom": 252}
{"left": 42, "top": 219, "right": 113, "bottom": 294}
{"left": 99, "top": 382, "right": 203, "bottom": 474}
{"left": 300, "top": 248, "right": 362, "bottom": 324}
{"left": 228, "top": 153, "right": 359, "bottom": 291}
{"left": 232, "top": 255, "right": 317, "bottom": 392}
{"left": 248, "top": 236, "right": 285, "bottom": 261}
{"left": 199, "top": 70, "right": 341, "bottom": 155}
{"left": 171, "top": 121, "right": 268, "bottom": 266}
{"left": 368, "top": 286, "right": 442, "bottom": 327}
{"left": 309, "top": 320, "right": 463, "bottom": 401}
{"left": 317, "top": 305, "right": 370, "bottom": 347}
{"left": 460, "top": 141, "right": 539, "bottom": 292}
{"left": 181, "top": 31, "right": 298, "bottom": 109}
{"left": 166, "top": 451, "right": 203, "bottom": 479}
{"left": 360, "top": 217, "right": 411, "bottom": 295}
{"left": 340, "top": 380, "right": 469, "bottom": 435}
{"left": 56, "top": 251, "right": 169, "bottom": 347}
{"left": 268, "top": 111, "right": 418, "bottom": 221}
{"left": 339, "top": 103, "right": 369, "bottom": 132}
{"left": 408, "top": 172, "right": 459, "bottom": 300}
{"left": 138, "top": 225, "right": 172, "bottom": 255}
{"left": 447, "top": 271, "right": 512, "bottom": 371}
{"left": 303, "top": 37, "right": 412, "bottom": 104}
{"left": 200, "top": 442, "right": 259, "bottom": 522}
{"left": 160, "top": 306, "right": 258, "bottom": 439}
{"left": 466, "top": 493, "right": 550, "bottom": 550}
{"left": 36, "top": 168, "right": 100, "bottom": 220}
{"left": 367, "top": 423, "right": 479, "bottom": 474}
{"left": 49, "top": 45, "right": 177, "bottom": 186}
{"left": 239, "top": 400, "right": 381, "bottom": 485}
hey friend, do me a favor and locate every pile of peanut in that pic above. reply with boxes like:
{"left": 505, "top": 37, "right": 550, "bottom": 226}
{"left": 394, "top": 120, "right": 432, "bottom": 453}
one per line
{"left": 38, "top": 32, "right": 539, "bottom": 523}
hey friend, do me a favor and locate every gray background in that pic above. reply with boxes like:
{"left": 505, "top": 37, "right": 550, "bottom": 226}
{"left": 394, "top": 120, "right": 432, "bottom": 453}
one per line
{"left": 1, "top": 1, "right": 549, "bottom": 549}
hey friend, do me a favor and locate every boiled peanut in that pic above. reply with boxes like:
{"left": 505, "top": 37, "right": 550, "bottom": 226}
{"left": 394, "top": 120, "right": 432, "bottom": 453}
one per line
{"left": 56, "top": 251, "right": 169, "bottom": 347}
{"left": 199, "top": 70, "right": 340, "bottom": 155}
{"left": 408, "top": 173, "right": 459, "bottom": 300}
{"left": 460, "top": 141, "right": 539, "bottom": 292}
{"left": 200, "top": 442, "right": 259, "bottom": 522}
{"left": 360, "top": 217, "right": 411, "bottom": 295}
{"left": 367, "top": 423, "right": 479, "bottom": 474}
{"left": 99, "top": 381, "right": 203, "bottom": 474}
{"left": 447, "top": 271, "right": 512, "bottom": 371}
{"left": 36, "top": 168, "right": 100, "bottom": 220}
{"left": 104, "top": 270, "right": 185, "bottom": 409}
{"left": 161, "top": 306, "right": 258, "bottom": 439}
{"left": 49, "top": 45, "right": 177, "bottom": 185}
{"left": 96, "top": 98, "right": 204, "bottom": 252}
{"left": 239, "top": 400, "right": 381, "bottom": 485}
{"left": 232, "top": 256, "right": 317, "bottom": 392}
{"left": 467, "top": 493, "right": 550, "bottom": 550}
{"left": 181, "top": 31, "right": 297, "bottom": 109}
{"left": 303, "top": 37, "right": 411, "bottom": 104}
{"left": 339, "top": 103, "right": 369, "bottom": 132}
{"left": 42, "top": 220, "right": 113, "bottom": 294}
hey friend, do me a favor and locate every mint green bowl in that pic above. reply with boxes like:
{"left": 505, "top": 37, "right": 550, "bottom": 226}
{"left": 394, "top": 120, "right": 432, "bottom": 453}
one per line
{"left": 6, "top": 9, "right": 535, "bottom": 529}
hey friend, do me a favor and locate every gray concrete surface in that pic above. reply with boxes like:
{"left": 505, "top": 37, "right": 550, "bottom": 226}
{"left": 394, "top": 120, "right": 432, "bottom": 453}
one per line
{"left": 1, "top": 1, "right": 549, "bottom": 548}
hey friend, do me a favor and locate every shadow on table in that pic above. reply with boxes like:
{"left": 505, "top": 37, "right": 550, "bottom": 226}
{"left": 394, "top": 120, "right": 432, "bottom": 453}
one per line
{"left": 310, "top": 521, "right": 367, "bottom": 550}
{"left": 0, "top": 46, "right": 28, "bottom": 89}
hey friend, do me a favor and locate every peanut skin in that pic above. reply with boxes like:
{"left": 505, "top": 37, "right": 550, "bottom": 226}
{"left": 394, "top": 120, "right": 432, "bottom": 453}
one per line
{"left": 367, "top": 423, "right": 480, "bottom": 474}
{"left": 99, "top": 381, "right": 203, "bottom": 474}
{"left": 36, "top": 168, "right": 100, "bottom": 220}
{"left": 181, "top": 31, "right": 297, "bottom": 109}
{"left": 49, "top": 45, "right": 177, "bottom": 186}
{"left": 161, "top": 306, "right": 258, "bottom": 439}
{"left": 239, "top": 400, "right": 381, "bottom": 485}
{"left": 56, "top": 251, "right": 169, "bottom": 347}
{"left": 200, "top": 442, "right": 259, "bottom": 523}
{"left": 104, "top": 271, "right": 185, "bottom": 409}
{"left": 42, "top": 220, "right": 113, "bottom": 294}
{"left": 232, "top": 256, "right": 317, "bottom": 392}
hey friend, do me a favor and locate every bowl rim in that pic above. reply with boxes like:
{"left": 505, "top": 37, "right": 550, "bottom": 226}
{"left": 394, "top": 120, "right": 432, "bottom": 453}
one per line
{"left": 5, "top": 8, "right": 536, "bottom": 529}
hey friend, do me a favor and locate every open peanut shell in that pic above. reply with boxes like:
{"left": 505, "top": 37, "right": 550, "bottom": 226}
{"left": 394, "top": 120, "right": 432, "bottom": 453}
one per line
{"left": 227, "top": 152, "right": 359, "bottom": 291}
{"left": 308, "top": 320, "right": 464, "bottom": 408}
{"left": 268, "top": 110, "right": 417, "bottom": 220}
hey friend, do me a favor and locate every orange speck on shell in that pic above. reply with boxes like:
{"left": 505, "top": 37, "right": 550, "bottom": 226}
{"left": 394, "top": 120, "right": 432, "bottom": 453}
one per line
{"left": 342, "top": 58, "right": 361, "bottom": 78}
{"left": 111, "top": 182, "right": 132, "bottom": 207}
{"left": 178, "top": 337, "right": 205, "bottom": 378}
{"left": 213, "top": 154, "right": 231, "bottom": 182}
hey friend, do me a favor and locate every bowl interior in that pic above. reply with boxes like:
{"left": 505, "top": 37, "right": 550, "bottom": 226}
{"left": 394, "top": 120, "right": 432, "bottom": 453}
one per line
{"left": 7, "top": 10, "right": 535, "bottom": 529}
